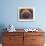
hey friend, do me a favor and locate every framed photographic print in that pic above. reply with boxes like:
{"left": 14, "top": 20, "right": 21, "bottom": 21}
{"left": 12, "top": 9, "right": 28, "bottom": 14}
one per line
{"left": 18, "top": 7, "right": 35, "bottom": 21}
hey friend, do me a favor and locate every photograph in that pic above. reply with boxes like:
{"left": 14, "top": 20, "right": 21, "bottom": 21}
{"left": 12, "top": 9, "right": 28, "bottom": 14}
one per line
{"left": 18, "top": 7, "right": 35, "bottom": 21}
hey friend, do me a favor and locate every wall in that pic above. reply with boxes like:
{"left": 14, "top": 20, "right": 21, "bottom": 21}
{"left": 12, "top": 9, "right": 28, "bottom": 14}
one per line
{"left": 0, "top": 0, "right": 46, "bottom": 29}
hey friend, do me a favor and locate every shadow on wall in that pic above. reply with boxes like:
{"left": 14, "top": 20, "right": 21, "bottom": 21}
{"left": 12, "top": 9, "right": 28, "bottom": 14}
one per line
{"left": 0, "top": 24, "right": 7, "bottom": 43}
